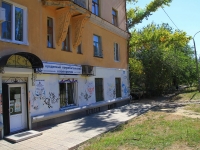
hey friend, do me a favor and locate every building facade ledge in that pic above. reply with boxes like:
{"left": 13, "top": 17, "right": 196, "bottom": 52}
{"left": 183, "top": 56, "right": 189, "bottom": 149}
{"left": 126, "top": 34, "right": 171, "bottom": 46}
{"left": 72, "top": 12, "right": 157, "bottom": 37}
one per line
{"left": 90, "top": 14, "right": 129, "bottom": 39}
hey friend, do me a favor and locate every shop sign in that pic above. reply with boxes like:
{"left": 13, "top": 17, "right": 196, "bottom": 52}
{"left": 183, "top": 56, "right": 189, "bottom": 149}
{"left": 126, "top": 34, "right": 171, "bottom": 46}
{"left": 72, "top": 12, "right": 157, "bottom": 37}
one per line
{"left": 36, "top": 62, "right": 82, "bottom": 75}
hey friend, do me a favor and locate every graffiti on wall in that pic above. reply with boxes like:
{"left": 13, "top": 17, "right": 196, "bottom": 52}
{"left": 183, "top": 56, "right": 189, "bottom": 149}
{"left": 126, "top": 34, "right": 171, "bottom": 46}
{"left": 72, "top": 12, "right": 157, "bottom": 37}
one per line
{"left": 31, "top": 80, "right": 45, "bottom": 110}
{"left": 79, "top": 81, "right": 94, "bottom": 101}
{"left": 121, "top": 71, "right": 129, "bottom": 96}
{"left": 122, "top": 83, "right": 128, "bottom": 96}
{"left": 43, "top": 92, "right": 59, "bottom": 108}
{"left": 106, "top": 83, "right": 116, "bottom": 99}
{"left": 31, "top": 80, "right": 59, "bottom": 110}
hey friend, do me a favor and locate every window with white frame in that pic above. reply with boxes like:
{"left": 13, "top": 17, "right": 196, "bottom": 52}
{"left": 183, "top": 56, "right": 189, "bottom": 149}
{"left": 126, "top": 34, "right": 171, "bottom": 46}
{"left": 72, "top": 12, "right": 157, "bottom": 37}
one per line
{"left": 1, "top": 1, "right": 27, "bottom": 44}
{"left": 114, "top": 43, "right": 120, "bottom": 61}
{"left": 59, "top": 82, "right": 77, "bottom": 108}
{"left": 93, "top": 35, "right": 103, "bottom": 57}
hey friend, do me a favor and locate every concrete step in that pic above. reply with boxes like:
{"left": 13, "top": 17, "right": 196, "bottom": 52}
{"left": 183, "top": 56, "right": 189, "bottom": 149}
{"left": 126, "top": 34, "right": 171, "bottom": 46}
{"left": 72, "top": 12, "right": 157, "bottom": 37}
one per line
{"left": 5, "top": 130, "right": 42, "bottom": 143}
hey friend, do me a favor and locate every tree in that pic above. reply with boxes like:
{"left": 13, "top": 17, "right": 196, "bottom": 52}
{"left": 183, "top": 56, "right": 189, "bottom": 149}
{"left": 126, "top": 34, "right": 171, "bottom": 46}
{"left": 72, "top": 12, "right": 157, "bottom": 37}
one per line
{"left": 126, "top": 0, "right": 172, "bottom": 29}
{"left": 129, "top": 23, "right": 196, "bottom": 96}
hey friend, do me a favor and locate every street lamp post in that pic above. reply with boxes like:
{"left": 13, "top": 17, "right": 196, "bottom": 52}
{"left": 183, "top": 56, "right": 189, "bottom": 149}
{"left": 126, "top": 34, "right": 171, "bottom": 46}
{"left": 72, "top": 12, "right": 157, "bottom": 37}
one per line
{"left": 193, "top": 31, "right": 200, "bottom": 91}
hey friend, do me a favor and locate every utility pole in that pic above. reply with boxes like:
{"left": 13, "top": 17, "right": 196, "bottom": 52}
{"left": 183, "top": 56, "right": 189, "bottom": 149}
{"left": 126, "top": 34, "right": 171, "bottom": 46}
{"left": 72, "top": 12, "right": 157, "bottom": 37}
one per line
{"left": 193, "top": 31, "right": 200, "bottom": 91}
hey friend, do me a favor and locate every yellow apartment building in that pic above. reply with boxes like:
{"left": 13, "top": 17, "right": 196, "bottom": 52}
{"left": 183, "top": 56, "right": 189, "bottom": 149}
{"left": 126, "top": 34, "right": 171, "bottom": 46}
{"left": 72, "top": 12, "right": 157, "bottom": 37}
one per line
{"left": 0, "top": 0, "right": 129, "bottom": 138}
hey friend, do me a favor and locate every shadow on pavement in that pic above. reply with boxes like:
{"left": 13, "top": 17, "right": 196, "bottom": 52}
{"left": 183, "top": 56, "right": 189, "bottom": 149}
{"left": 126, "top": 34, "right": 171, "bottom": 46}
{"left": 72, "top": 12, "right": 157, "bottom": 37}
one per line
{"left": 67, "top": 103, "right": 152, "bottom": 133}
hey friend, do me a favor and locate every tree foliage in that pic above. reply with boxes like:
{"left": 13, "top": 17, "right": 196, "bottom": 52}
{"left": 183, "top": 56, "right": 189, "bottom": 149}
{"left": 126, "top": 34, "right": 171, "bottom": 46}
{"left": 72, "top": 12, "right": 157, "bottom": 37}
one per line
{"left": 127, "top": 0, "right": 172, "bottom": 29}
{"left": 129, "top": 23, "right": 196, "bottom": 96}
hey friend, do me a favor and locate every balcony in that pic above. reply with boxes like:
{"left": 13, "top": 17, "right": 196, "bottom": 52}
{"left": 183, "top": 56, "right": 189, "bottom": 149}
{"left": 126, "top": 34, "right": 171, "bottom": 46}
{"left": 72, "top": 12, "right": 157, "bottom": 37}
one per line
{"left": 42, "top": 0, "right": 88, "bottom": 9}
{"left": 42, "top": 0, "right": 91, "bottom": 48}
{"left": 73, "top": 0, "right": 87, "bottom": 9}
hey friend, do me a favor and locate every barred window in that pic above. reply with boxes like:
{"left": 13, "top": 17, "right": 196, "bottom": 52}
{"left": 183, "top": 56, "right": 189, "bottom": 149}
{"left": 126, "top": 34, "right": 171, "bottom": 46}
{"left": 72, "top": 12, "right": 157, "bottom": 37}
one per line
{"left": 95, "top": 78, "right": 104, "bottom": 101}
{"left": 59, "top": 83, "right": 76, "bottom": 108}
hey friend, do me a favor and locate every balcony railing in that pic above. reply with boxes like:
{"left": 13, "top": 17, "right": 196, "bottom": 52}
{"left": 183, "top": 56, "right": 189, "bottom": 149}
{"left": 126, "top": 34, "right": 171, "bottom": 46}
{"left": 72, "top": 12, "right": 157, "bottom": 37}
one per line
{"left": 72, "top": 0, "right": 87, "bottom": 9}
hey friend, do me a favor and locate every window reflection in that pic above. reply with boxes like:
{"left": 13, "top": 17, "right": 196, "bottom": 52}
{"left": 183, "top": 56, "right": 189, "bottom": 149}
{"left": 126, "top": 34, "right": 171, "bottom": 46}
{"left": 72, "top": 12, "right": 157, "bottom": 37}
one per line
{"left": 15, "top": 7, "right": 23, "bottom": 41}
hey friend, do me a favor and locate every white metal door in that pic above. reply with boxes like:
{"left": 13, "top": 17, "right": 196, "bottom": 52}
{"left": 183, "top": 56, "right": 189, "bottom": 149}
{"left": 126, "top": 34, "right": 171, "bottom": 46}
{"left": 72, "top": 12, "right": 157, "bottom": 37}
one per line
{"left": 9, "top": 84, "right": 27, "bottom": 133}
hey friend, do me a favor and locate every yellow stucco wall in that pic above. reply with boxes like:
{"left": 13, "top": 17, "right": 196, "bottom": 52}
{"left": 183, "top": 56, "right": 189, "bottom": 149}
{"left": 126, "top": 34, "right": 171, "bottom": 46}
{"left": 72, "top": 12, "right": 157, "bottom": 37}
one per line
{"left": 0, "top": 0, "right": 128, "bottom": 69}
{"left": 88, "top": 0, "right": 127, "bottom": 31}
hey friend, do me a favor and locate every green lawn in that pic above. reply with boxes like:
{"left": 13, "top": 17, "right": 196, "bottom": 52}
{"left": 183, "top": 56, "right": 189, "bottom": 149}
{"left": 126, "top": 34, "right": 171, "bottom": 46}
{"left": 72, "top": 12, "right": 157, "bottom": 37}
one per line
{"left": 78, "top": 111, "right": 200, "bottom": 150}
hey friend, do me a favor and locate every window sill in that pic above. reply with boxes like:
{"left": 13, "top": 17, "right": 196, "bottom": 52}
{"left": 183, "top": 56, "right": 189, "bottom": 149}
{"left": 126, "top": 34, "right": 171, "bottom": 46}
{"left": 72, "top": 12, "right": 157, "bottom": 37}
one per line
{"left": 0, "top": 38, "right": 29, "bottom": 46}
{"left": 112, "top": 23, "right": 118, "bottom": 27}
{"left": 114, "top": 60, "right": 120, "bottom": 62}
{"left": 92, "top": 13, "right": 100, "bottom": 17}
{"left": 60, "top": 105, "right": 77, "bottom": 111}
{"left": 96, "top": 100, "right": 104, "bottom": 102}
{"left": 47, "top": 47, "right": 56, "bottom": 49}
{"left": 94, "top": 55, "right": 103, "bottom": 58}
{"left": 77, "top": 52, "right": 83, "bottom": 55}
{"left": 62, "top": 49, "right": 72, "bottom": 52}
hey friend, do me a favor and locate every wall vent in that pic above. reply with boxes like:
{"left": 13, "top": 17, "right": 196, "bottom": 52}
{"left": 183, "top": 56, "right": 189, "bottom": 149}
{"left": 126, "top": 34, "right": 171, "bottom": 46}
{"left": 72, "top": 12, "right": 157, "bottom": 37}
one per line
{"left": 86, "top": 107, "right": 100, "bottom": 115}
{"left": 108, "top": 103, "right": 116, "bottom": 110}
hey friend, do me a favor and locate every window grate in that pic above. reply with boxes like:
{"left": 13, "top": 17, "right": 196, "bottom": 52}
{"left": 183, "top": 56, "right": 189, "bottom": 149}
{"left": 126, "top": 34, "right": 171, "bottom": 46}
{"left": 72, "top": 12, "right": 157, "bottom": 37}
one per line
{"left": 95, "top": 78, "right": 104, "bottom": 101}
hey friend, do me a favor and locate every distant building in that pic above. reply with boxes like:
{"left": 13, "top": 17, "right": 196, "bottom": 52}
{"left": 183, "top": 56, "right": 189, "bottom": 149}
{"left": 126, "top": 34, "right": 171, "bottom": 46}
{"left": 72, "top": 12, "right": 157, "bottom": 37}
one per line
{"left": 0, "top": 0, "right": 129, "bottom": 138}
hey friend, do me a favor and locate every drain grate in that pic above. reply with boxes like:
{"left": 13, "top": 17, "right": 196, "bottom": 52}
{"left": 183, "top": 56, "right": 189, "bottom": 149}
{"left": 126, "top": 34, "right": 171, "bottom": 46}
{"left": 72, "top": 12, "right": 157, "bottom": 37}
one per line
{"left": 14, "top": 131, "right": 32, "bottom": 137}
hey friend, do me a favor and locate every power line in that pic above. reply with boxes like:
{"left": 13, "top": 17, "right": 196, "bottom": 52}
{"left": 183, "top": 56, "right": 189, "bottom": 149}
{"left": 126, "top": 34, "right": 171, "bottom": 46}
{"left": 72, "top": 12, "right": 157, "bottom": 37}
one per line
{"left": 161, "top": 7, "right": 180, "bottom": 31}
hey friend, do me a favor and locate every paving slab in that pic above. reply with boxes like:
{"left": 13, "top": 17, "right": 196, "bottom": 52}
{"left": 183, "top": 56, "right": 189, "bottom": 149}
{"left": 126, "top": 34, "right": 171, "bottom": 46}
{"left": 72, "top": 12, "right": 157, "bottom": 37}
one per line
{"left": 0, "top": 103, "right": 152, "bottom": 149}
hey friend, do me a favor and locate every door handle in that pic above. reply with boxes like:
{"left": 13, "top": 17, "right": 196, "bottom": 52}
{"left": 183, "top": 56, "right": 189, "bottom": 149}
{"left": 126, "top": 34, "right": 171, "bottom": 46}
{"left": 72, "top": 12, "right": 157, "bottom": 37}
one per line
{"left": 8, "top": 108, "right": 13, "bottom": 113}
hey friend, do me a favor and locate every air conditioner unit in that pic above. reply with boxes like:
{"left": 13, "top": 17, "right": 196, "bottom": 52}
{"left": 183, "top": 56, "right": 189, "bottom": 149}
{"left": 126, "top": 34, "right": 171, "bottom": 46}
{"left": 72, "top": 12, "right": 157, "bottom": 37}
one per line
{"left": 0, "top": 7, "right": 5, "bottom": 23}
{"left": 82, "top": 65, "right": 95, "bottom": 76}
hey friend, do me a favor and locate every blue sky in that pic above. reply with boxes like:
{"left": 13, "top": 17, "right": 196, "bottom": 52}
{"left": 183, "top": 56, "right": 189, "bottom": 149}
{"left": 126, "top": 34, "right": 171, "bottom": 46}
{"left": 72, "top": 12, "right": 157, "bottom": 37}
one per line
{"left": 127, "top": 0, "right": 200, "bottom": 56}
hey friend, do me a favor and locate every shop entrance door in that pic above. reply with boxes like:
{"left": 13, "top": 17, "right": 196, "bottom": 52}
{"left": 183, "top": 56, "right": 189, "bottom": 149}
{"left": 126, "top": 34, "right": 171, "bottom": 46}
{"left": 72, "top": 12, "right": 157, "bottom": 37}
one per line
{"left": 8, "top": 84, "right": 27, "bottom": 133}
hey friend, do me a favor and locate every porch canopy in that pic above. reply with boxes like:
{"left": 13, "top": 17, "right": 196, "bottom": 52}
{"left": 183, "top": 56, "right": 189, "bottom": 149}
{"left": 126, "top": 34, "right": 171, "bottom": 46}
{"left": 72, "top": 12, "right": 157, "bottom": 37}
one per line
{"left": 0, "top": 52, "right": 43, "bottom": 69}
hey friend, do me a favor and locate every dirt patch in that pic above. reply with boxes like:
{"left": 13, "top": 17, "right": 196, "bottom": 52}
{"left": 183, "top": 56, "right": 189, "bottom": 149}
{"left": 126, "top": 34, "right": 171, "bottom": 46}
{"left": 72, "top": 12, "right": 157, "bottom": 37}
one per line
{"left": 174, "top": 107, "right": 200, "bottom": 119}
{"left": 129, "top": 111, "right": 168, "bottom": 126}
{"left": 146, "top": 99, "right": 200, "bottom": 119}
{"left": 117, "top": 146, "right": 140, "bottom": 150}
{"left": 128, "top": 115, "right": 149, "bottom": 126}
{"left": 164, "top": 114, "right": 184, "bottom": 121}
{"left": 165, "top": 142, "right": 200, "bottom": 150}
{"left": 154, "top": 104, "right": 200, "bottom": 119}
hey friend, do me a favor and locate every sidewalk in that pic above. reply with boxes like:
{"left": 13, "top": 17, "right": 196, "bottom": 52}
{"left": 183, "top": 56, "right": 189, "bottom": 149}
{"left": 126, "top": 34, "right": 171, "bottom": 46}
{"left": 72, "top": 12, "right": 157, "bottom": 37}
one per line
{"left": 0, "top": 103, "right": 152, "bottom": 150}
